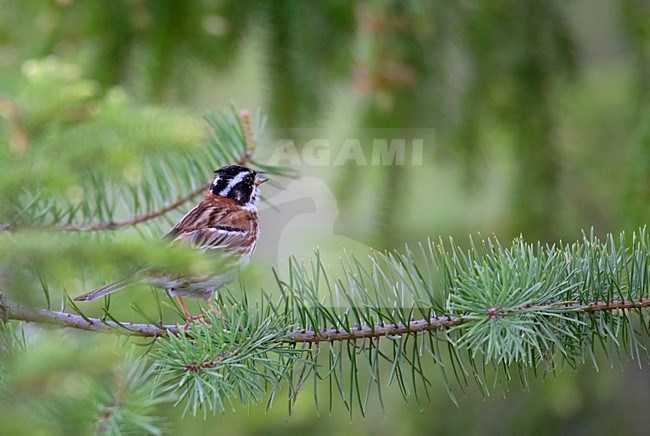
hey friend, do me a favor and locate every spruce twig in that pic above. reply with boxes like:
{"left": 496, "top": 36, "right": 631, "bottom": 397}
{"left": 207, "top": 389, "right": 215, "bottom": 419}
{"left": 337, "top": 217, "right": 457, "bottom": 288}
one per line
{"left": 1, "top": 292, "right": 647, "bottom": 340}
{"left": 2, "top": 108, "right": 258, "bottom": 233}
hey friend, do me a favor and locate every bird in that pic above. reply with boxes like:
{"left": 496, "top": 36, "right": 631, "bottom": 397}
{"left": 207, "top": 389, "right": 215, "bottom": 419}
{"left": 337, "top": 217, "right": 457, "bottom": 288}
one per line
{"left": 74, "top": 164, "right": 267, "bottom": 321}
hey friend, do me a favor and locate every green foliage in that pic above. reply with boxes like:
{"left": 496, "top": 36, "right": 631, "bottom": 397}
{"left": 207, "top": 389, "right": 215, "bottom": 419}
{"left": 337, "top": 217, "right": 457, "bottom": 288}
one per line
{"left": 150, "top": 230, "right": 649, "bottom": 418}
{"left": 0, "top": 58, "right": 207, "bottom": 226}
{"left": 1, "top": 231, "right": 225, "bottom": 307}
{"left": 3, "top": 80, "right": 648, "bottom": 423}
{"left": 155, "top": 305, "right": 300, "bottom": 417}
{"left": 92, "top": 355, "right": 174, "bottom": 436}
{"left": 1, "top": 69, "right": 648, "bottom": 431}
{"left": 0, "top": 325, "right": 172, "bottom": 435}
{"left": 1, "top": 2, "right": 649, "bottom": 433}
{"left": 0, "top": 61, "right": 268, "bottom": 308}
{"left": 444, "top": 231, "right": 649, "bottom": 366}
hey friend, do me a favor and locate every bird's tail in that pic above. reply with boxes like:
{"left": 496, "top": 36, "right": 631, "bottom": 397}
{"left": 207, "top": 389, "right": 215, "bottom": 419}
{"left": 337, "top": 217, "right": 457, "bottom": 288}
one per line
{"left": 73, "top": 278, "right": 140, "bottom": 302}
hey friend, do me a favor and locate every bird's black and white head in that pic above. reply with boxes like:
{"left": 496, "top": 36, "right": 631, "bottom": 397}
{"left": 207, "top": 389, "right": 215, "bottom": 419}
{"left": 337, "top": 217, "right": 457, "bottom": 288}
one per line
{"left": 210, "top": 165, "right": 266, "bottom": 209}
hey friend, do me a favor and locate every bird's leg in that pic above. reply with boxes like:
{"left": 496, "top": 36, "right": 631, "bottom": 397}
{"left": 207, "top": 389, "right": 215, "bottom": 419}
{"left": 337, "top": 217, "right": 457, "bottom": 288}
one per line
{"left": 176, "top": 296, "right": 205, "bottom": 323}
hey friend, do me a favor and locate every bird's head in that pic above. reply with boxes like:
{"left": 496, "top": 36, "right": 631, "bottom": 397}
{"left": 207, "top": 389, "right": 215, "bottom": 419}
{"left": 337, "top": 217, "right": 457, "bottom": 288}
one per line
{"left": 210, "top": 165, "right": 267, "bottom": 208}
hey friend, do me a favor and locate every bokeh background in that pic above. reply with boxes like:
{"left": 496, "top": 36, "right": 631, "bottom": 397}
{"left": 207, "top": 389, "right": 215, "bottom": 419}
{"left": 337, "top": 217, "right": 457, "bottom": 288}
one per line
{"left": 0, "top": 1, "right": 649, "bottom": 435}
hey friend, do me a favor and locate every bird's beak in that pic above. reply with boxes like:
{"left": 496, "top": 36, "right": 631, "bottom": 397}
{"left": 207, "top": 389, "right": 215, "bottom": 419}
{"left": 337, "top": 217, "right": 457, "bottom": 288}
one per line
{"left": 255, "top": 175, "right": 269, "bottom": 185}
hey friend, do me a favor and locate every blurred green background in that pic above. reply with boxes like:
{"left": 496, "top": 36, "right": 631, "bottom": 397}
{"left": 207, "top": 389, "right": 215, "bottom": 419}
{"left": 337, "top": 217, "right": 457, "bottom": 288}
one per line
{"left": 0, "top": 0, "right": 648, "bottom": 435}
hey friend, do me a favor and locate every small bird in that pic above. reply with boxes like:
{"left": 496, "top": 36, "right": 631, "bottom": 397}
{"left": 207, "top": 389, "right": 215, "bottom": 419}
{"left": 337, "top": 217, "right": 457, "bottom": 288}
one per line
{"left": 74, "top": 164, "right": 267, "bottom": 321}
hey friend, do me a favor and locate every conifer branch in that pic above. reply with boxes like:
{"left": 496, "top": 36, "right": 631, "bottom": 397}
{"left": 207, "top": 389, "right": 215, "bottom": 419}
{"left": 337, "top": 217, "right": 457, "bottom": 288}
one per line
{"left": 3, "top": 227, "right": 649, "bottom": 416}
{"left": 93, "top": 355, "right": 172, "bottom": 434}
{"left": 1, "top": 292, "right": 647, "bottom": 340}
{"left": 2, "top": 110, "right": 256, "bottom": 233}
{"left": 53, "top": 183, "right": 213, "bottom": 232}
{"left": 50, "top": 116, "right": 257, "bottom": 232}
{"left": 0, "top": 294, "right": 180, "bottom": 336}
{"left": 288, "top": 297, "right": 650, "bottom": 342}
{"left": 1, "top": 149, "right": 255, "bottom": 233}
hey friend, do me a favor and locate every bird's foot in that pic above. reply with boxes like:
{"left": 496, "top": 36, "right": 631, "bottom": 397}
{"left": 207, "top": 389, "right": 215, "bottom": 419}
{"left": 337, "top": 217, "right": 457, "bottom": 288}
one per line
{"left": 181, "top": 313, "right": 208, "bottom": 329}
{"left": 186, "top": 313, "right": 207, "bottom": 323}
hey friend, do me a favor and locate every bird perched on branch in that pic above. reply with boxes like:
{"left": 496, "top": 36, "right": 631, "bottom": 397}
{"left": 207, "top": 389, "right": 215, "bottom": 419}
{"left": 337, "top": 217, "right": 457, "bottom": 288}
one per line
{"left": 74, "top": 164, "right": 267, "bottom": 321}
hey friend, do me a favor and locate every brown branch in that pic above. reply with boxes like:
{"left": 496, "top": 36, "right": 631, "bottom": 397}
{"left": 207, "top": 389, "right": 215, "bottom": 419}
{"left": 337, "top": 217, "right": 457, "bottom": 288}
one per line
{"left": 56, "top": 182, "right": 212, "bottom": 232}
{"left": 2, "top": 110, "right": 256, "bottom": 233}
{"left": 1, "top": 295, "right": 181, "bottom": 336}
{"left": 582, "top": 299, "right": 650, "bottom": 312}
{"left": 1, "top": 293, "right": 648, "bottom": 341}
{"left": 287, "top": 315, "right": 465, "bottom": 343}
{"left": 54, "top": 142, "right": 255, "bottom": 232}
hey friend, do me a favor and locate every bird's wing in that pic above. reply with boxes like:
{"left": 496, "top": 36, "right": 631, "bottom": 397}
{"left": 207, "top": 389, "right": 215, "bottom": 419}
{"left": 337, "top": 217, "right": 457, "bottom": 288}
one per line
{"left": 169, "top": 224, "right": 249, "bottom": 252}
{"left": 74, "top": 197, "right": 256, "bottom": 302}
{"left": 163, "top": 198, "right": 254, "bottom": 254}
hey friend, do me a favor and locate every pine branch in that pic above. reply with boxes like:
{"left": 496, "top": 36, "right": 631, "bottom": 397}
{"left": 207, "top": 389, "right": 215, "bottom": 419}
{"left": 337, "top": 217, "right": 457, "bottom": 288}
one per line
{"left": 50, "top": 183, "right": 211, "bottom": 232}
{"left": 3, "top": 229, "right": 649, "bottom": 416}
{"left": 93, "top": 355, "right": 173, "bottom": 435}
{"left": 0, "top": 293, "right": 179, "bottom": 336}
{"left": 49, "top": 113, "right": 257, "bottom": 232}
{"left": 2, "top": 109, "right": 257, "bottom": 233}
{"left": 1, "top": 290, "right": 647, "bottom": 340}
